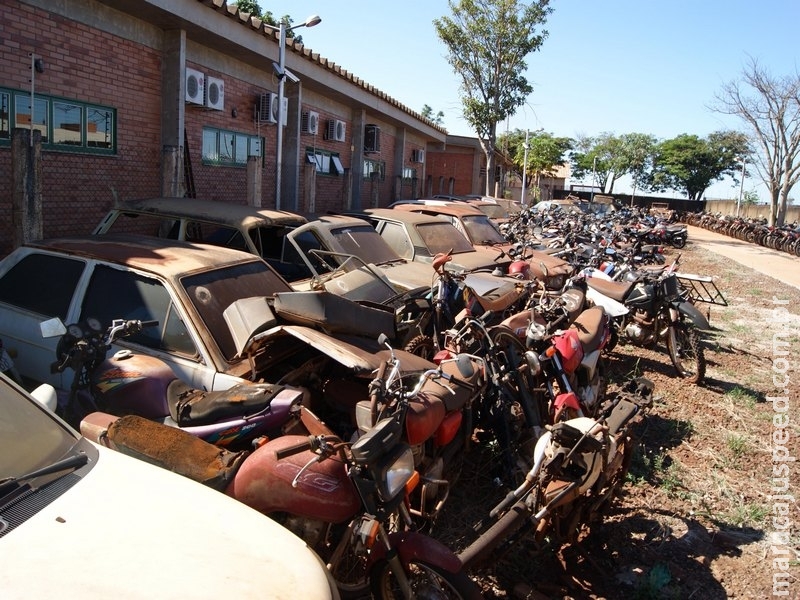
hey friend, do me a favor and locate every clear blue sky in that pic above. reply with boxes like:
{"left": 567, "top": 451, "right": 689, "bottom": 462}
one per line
{"left": 265, "top": 1, "right": 799, "bottom": 199}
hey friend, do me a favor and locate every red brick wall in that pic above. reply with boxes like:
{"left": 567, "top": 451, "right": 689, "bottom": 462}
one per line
{"left": 0, "top": 1, "right": 162, "bottom": 251}
{"left": 426, "top": 146, "right": 477, "bottom": 196}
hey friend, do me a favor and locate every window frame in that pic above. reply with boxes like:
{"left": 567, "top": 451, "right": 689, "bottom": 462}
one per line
{"left": 363, "top": 158, "right": 386, "bottom": 181}
{"left": 202, "top": 126, "right": 264, "bottom": 167}
{"left": 0, "top": 87, "right": 116, "bottom": 154}
{"left": 306, "top": 147, "right": 344, "bottom": 176}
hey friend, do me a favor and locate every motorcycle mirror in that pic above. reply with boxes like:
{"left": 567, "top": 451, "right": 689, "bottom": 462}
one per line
{"left": 40, "top": 317, "right": 67, "bottom": 339}
{"left": 454, "top": 354, "right": 476, "bottom": 378}
{"left": 377, "top": 333, "right": 390, "bottom": 348}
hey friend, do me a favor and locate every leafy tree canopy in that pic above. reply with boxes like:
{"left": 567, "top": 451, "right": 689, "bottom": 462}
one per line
{"left": 421, "top": 104, "right": 445, "bottom": 126}
{"left": 651, "top": 131, "right": 750, "bottom": 201}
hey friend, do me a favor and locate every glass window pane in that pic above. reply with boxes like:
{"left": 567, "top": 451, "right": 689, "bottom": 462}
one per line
{"left": 0, "top": 92, "right": 9, "bottom": 140}
{"left": 87, "top": 107, "right": 113, "bottom": 149}
{"left": 0, "top": 254, "right": 84, "bottom": 320}
{"left": 331, "top": 156, "right": 344, "bottom": 175}
{"left": 15, "top": 94, "right": 48, "bottom": 142}
{"left": 220, "top": 132, "right": 234, "bottom": 162}
{"left": 234, "top": 135, "right": 247, "bottom": 164}
{"left": 202, "top": 129, "right": 218, "bottom": 162}
{"left": 53, "top": 102, "right": 83, "bottom": 146}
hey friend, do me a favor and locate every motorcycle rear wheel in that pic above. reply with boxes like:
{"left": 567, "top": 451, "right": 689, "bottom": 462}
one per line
{"left": 670, "top": 236, "right": 686, "bottom": 249}
{"left": 369, "top": 559, "right": 482, "bottom": 600}
{"left": 403, "top": 334, "right": 436, "bottom": 361}
{"left": 666, "top": 323, "right": 706, "bottom": 384}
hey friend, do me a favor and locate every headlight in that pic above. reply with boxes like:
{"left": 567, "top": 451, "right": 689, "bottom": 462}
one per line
{"left": 527, "top": 320, "right": 546, "bottom": 343}
{"left": 377, "top": 445, "right": 415, "bottom": 501}
{"left": 524, "top": 350, "right": 542, "bottom": 376}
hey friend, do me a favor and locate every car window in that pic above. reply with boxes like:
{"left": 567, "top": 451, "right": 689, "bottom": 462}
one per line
{"left": 79, "top": 264, "right": 197, "bottom": 356}
{"left": 289, "top": 229, "right": 337, "bottom": 274}
{"left": 182, "top": 260, "right": 288, "bottom": 361}
{"left": 461, "top": 215, "right": 505, "bottom": 244}
{"left": 378, "top": 221, "right": 413, "bottom": 260}
{"left": 0, "top": 253, "right": 84, "bottom": 320}
{"left": 189, "top": 221, "right": 249, "bottom": 253}
{"left": 415, "top": 223, "right": 474, "bottom": 255}
{"left": 331, "top": 225, "right": 400, "bottom": 265}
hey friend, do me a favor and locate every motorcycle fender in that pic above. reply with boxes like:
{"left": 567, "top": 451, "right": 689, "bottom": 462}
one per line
{"left": 365, "top": 530, "right": 463, "bottom": 574}
{"left": 673, "top": 301, "right": 712, "bottom": 331}
{"left": 585, "top": 287, "right": 628, "bottom": 318}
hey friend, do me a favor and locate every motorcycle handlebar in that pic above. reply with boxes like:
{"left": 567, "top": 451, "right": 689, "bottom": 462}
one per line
{"left": 274, "top": 436, "right": 315, "bottom": 460}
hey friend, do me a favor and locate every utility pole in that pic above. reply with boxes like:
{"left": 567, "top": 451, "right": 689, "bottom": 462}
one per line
{"left": 520, "top": 129, "right": 529, "bottom": 207}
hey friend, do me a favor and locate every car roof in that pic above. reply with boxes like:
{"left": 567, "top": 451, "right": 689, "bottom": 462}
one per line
{"left": 25, "top": 234, "right": 265, "bottom": 278}
{"left": 109, "top": 197, "right": 307, "bottom": 227}
{"left": 358, "top": 208, "right": 451, "bottom": 225}
{"left": 391, "top": 202, "right": 485, "bottom": 217}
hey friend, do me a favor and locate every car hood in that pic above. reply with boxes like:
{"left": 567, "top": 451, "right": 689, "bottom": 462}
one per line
{"left": 444, "top": 248, "right": 511, "bottom": 273}
{"left": 0, "top": 443, "right": 336, "bottom": 599}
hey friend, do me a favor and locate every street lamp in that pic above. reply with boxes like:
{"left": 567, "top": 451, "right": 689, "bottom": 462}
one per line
{"left": 520, "top": 129, "right": 529, "bottom": 207}
{"left": 264, "top": 14, "right": 321, "bottom": 210}
{"left": 736, "top": 156, "right": 746, "bottom": 217}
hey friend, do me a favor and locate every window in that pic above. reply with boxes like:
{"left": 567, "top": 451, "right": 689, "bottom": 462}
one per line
{"left": 0, "top": 253, "right": 84, "bottom": 320}
{"left": 0, "top": 87, "right": 115, "bottom": 153}
{"left": 306, "top": 148, "right": 344, "bottom": 176}
{"left": 378, "top": 221, "right": 413, "bottom": 260}
{"left": 80, "top": 265, "right": 196, "bottom": 357}
{"left": 402, "top": 167, "right": 416, "bottom": 181}
{"left": 363, "top": 158, "right": 385, "bottom": 181}
{"left": 202, "top": 127, "right": 263, "bottom": 167}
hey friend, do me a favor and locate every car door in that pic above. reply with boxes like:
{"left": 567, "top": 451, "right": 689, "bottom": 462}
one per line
{"left": 0, "top": 249, "right": 86, "bottom": 389}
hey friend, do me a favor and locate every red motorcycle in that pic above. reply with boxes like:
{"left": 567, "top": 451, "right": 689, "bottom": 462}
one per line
{"left": 81, "top": 405, "right": 481, "bottom": 599}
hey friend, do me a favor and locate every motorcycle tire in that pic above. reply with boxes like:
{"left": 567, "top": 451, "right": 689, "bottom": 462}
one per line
{"left": 403, "top": 334, "right": 436, "bottom": 362}
{"left": 369, "top": 560, "right": 482, "bottom": 600}
{"left": 670, "top": 236, "right": 686, "bottom": 249}
{"left": 666, "top": 323, "right": 706, "bottom": 384}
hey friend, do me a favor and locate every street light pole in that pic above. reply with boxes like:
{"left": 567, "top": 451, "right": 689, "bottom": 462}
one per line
{"left": 266, "top": 15, "right": 321, "bottom": 211}
{"left": 520, "top": 129, "right": 529, "bottom": 207}
{"left": 736, "top": 157, "right": 746, "bottom": 217}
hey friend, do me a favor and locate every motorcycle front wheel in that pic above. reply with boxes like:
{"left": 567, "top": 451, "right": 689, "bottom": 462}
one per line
{"left": 670, "top": 236, "right": 686, "bottom": 249}
{"left": 369, "top": 560, "right": 482, "bottom": 600}
{"left": 666, "top": 323, "right": 706, "bottom": 384}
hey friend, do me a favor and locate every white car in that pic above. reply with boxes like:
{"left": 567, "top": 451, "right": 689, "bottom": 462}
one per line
{"left": 0, "top": 373, "right": 339, "bottom": 599}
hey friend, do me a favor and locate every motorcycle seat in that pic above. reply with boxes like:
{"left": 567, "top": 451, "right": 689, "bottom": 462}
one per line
{"left": 570, "top": 306, "right": 607, "bottom": 354}
{"left": 467, "top": 283, "right": 525, "bottom": 314}
{"left": 168, "top": 381, "right": 284, "bottom": 427}
{"left": 586, "top": 277, "right": 634, "bottom": 303}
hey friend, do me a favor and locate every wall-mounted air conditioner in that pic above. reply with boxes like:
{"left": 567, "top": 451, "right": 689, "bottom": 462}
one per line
{"left": 364, "top": 124, "right": 381, "bottom": 152}
{"left": 268, "top": 92, "right": 288, "bottom": 126}
{"left": 302, "top": 110, "right": 319, "bottom": 135}
{"left": 325, "top": 119, "right": 346, "bottom": 142}
{"left": 205, "top": 76, "right": 224, "bottom": 110}
{"left": 411, "top": 149, "right": 425, "bottom": 163}
{"left": 185, "top": 68, "right": 205, "bottom": 105}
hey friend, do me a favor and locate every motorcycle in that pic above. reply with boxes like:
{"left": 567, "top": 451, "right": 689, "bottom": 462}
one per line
{"left": 582, "top": 259, "right": 712, "bottom": 384}
{"left": 455, "top": 376, "right": 654, "bottom": 572}
{"left": 358, "top": 335, "right": 486, "bottom": 527}
{"left": 40, "top": 316, "right": 304, "bottom": 448}
{"left": 81, "top": 405, "right": 482, "bottom": 599}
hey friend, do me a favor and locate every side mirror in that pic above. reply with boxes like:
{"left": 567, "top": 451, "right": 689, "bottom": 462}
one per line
{"left": 40, "top": 317, "right": 67, "bottom": 339}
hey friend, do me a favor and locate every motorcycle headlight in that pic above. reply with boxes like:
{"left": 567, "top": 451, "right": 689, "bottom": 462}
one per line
{"left": 524, "top": 350, "right": 542, "bottom": 376}
{"left": 376, "top": 445, "right": 415, "bottom": 501}
{"left": 526, "top": 320, "right": 546, "bottom": 343}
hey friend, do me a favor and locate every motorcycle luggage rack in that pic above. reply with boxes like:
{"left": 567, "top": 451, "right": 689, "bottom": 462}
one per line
{"left": 676, "top": 273, "right": 728, "bottom": 306}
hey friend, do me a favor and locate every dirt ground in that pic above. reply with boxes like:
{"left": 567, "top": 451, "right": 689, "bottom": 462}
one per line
{"left": 433, "top": 238, "right": 800, "bottom": 599}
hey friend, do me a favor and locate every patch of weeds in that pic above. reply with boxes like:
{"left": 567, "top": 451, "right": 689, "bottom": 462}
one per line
{"left": 724, "top": 386, "right": 758, "bottom": 409}
{"left": 749, "top": 288, "right": 764, "bottom": 297}
{"left": 723, "top": 503, "right": 769, "bottom": 528}
{"left": 632, "top": 563, "right": 676, "bottom": 600}
{"left": 725, "top": 433, "right": 749, "bottom": 460}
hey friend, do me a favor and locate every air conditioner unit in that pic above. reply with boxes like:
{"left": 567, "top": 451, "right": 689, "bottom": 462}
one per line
{"left": 364, "top": 124, "right": 381, "bottom": 152}
{"left": 411, "top": 149, "right": 425, "bottom": 163}
{"left": 268, "top": 92, "right": 288, "bottom": 126}
{"left": 205, "top": 76, "right": 224, "bottom": 110}
{"left": 326, "top": 119, "right": 346, "bottom": 142}
{"left": 185, "top": 68, "right": 205, "bottom": 105}
{"left": 302, "top": 110, "right": 319, "bottom": 135}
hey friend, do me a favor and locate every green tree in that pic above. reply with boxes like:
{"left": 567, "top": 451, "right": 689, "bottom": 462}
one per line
{"left": 230, "top": 3, "right": 307, "bottom": 44}
{"left": 232, "top": 0, "right": 263, "bottom": 18}
{"left": 500, "top": 129, "right": 571, "bottom": 202}
{"left": 434, "top": 0, "right": 553, "bottom": 195}
{"left": 651, "top": 132, "right": 750, "bottom": 201}
{"left": 712, "top": 58, "right": 800, "bottom": 226}
{"left": 570, "top": 133, "right": 627, "bottom": 194}
{"left": 421, "top": 104, "right": 445, "bottom": 126}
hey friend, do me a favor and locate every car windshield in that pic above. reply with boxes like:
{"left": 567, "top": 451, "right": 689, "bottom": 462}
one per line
{"left": 330, "top": 225, "right": 402, "bottom": 265}
{"left": 181, "top": 260, "right": 292, "bottom": 361}
{"left": 461, "top": 215, "right": 506, "bottom": 245}
{"left": 0, "top": 380, "right": 78, "bottom": 482}
{"left": 415, "top": 222, "right": 475, "bottom": 255}
{"left": 476, "top": 204, "right": 507, "bottom": 219}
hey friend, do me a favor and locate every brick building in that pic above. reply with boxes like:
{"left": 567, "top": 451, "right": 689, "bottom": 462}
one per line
{"left": 1, "top": 0, "right": 509, "bottom": 256}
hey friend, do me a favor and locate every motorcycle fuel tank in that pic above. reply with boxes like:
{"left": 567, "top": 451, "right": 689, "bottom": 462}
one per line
{"left": 228, "top": 435, "right": 360, "bottom": 523}
{"left": 93, "top": 351, "right": 174, "bottom": 419}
